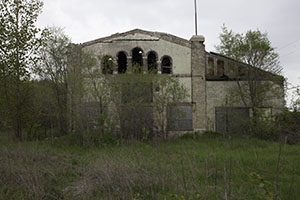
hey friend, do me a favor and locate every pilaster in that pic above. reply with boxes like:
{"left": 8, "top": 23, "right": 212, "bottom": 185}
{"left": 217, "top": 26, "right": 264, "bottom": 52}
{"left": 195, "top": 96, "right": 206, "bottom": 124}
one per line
{"left": 190, "top": 35, "right": 207, "bottom": 131}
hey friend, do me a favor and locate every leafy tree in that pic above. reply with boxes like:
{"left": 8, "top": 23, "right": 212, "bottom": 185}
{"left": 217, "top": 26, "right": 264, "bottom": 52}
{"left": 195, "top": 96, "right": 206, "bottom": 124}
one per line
{"left": 37, "top": 26, "right": 71, "bottom": 135}
{"left": 152, "top": 75, "right": 189, "bottom": 139}
{"left": 84, "top": 54, "right": 112, "bottom": 115}
{"left": 216, "top": 25, "right": 281, "bottom": 74}
{"left": 27, "top": 80, "right": 56, "bottom": 141}
{"left": 0, "top": 0, "right": 43, "bottom": 140}
{"left": 216, "top": 25, "right": 284, "bottom": 136}
{"left": 109, "top": 66, "right": 154, "bottom": 139}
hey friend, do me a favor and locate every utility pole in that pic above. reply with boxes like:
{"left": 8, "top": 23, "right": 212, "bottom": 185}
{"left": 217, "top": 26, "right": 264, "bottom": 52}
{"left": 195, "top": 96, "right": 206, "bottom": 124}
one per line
{"left": 194, "top": 0, "right": 198, "bottom": 35}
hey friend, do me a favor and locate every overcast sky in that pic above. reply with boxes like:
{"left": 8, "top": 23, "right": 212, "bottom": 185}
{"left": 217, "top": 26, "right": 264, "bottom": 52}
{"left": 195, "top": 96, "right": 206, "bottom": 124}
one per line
{"left": 36, "top": 0, "right": 300, "bottom": 105}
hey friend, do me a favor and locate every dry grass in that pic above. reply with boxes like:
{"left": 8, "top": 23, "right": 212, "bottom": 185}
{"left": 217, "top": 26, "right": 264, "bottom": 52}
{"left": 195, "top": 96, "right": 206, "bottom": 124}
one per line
{"left": 68, "top": 156, "right": 151, "bottom": 199}
{"left": 0, "top": 133, "right": 299, "bottom": 200}
{"left": 0, "top": 145, "right": 76, "bottom": 200}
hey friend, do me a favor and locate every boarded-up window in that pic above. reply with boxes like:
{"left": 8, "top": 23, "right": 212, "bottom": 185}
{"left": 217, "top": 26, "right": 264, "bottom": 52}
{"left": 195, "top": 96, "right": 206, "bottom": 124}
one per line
{"left": 217, "top": 60, "right": 224, "bottom": 76}
{"left": 167, "top": 105, "right": 193, "bottom": 131}
{"left": 215, "top": 107, "right": 250, "bottom": 133}
{"left": 238, "top": 65, "right": 246, "bottom": 77}
{"left": 121, "top": 106, "right": 153, "bottom": 139}
{"left": 207, "top": 57, "right": 214, "bottom": 76}
{"left": 227, "top": 62, "right": 235, "bottom": 78}
{"left": 81, "top": 102, "right": 108, "bottom": 129}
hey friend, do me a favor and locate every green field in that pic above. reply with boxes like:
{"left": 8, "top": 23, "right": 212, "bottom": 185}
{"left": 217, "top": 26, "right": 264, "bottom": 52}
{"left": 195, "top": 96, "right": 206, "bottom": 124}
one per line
{"left": 0, "top": 132, "right": 299, "bottom": 200}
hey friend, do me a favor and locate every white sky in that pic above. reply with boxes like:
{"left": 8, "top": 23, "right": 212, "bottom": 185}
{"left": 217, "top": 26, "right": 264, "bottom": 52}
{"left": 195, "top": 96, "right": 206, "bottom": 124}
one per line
{"left": 36, "top": 0, "right": 300, "bottom": 106}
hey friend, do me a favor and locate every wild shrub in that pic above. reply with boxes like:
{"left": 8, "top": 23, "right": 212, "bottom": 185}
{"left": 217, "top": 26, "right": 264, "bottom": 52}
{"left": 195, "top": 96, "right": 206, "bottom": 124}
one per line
{"left": 250, "top": 109, "right": 280, "bottom": 140}
{"left": 275, "top": 109, "right": 300, "bottom": 144}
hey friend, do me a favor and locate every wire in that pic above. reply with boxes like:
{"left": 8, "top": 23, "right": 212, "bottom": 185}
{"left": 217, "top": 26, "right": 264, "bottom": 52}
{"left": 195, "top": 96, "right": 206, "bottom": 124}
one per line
{"left": 280, "top": 48, "right": 300, "bottom": 59}
{"left": 278, "top": 38, "right": 300, "bottom": 50}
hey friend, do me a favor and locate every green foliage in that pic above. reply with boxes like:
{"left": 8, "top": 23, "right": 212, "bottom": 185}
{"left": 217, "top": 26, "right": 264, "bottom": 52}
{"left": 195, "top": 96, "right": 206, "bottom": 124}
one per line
{"left": 216, "top": 25, "right": 284, "bottom": 138}
{"left": 250, "top": 109, "right": 280, "bottom": 140}
{"left": 179, "top": 131, "right": 225, "bottom": 141}
{"left": 178, "top": 132, "right": 202, "bottom": 140}
{"left": 37, "top": 26, "right": 71, "bottom": 135}
{"left": 200, "top": 131, "right": 224, "bottom": 139}
{"left": 216, "top": 25, "right": 281, "bottom": 74}
{"left": 250, "top": 172, "right": 274, "bottom": 200}
{"left": 1, "top": 134, "right": 300, "bottom": 199}
{"left": 0, "top": 144, "right": 78, "bottom": 200}
{"left": 109, "top": 65, "right": 189, "bottom": 139}
{"left": 0, "top": 0, "right": 43, "bottom": 140}
{"left": 91, "top": 113, "right": 118, "bottom": 146}
{"left": 291, "top": 87, "right": 300, "bottom": 110}
{"left": 215, "top": 25, "right": 283, "bottom": 108}
{"left": 275, "top": 108, "right": 300, "bottom": 144}
{"left": 152, "top": 74, "right": 189, "bottom": 138}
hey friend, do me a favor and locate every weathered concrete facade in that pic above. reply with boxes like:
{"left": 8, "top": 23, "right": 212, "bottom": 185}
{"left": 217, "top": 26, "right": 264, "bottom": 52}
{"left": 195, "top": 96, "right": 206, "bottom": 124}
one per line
{"left": 78, "top": 29, "right": 284, "bottom": 133}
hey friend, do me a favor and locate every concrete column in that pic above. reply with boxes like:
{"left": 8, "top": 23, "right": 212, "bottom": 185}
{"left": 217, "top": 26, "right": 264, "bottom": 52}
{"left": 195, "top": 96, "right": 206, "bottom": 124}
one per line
{"left": 157, "top": 61, "right": 162, "bottom": 74}
{"left": 213, "top": 58, "right": 217, "bottom": 76}
{"left": 128, "top": 56, "right": 132, "bottom": 68}
{"left": 143, "top": 56, "right": 147, "bottom": 71}
{"left": 113, "top": 60, "right": 118, "bottom": 74}
{"left": 190, "top": 35, "right": 207, "bottom": 131}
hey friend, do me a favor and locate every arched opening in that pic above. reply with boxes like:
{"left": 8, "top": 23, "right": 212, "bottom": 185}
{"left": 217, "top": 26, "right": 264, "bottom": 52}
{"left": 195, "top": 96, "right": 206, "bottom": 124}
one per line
{"left": 132, "top": 47, "right": 144, "bottom": 67}
{"left": 117, "top": 51, "right": 127, "bottom": 73}
{"left": 161, "top": 56, "right": 172, "bottom": 74}
{"left": 147, "top": 51, "right": 158, "bottom": 73}
{"left": 101, "top": 55, "right": 114, "bottom": 74}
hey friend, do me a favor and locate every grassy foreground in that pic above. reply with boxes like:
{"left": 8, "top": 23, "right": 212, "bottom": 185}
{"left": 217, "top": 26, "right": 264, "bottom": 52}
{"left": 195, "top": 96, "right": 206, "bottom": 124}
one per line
{"left": 0, "top": 132, "right": 299, "bottom": 200}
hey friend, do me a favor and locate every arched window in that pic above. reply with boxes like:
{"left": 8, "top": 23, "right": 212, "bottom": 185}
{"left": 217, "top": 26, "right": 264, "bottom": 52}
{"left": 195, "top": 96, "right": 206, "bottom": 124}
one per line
{"left": 161, "top": 56, "right": 172, "bottom": 74}
{"left": 132, "top": 47, "right": 144, "bottom": 67}
{"left": 147, "top": 51, "right": 158, "bottom": 73}
{"left": 101, "top": 55, "right": 114, "bottom": 74}
{"left": 117, "top": 51, "right": 127, "bottom": 73}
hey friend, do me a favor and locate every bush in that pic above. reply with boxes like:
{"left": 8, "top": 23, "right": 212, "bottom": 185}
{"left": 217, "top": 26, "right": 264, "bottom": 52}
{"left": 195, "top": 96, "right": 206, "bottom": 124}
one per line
{"left": 276, "top": 109, "right": 300, "bottom": 144}
{"left": 179, "top": 132, "right": 202, "bottom": 140}
{"left": 179, "top": 131, "right": 224, "bottom": 140}
{"left": 201, "top": 130, "right": 224, "bottom": 138}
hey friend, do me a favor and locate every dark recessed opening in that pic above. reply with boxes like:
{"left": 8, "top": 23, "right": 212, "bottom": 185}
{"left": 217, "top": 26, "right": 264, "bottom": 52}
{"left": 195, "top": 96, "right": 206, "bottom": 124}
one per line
{"left": 132, "top": 47, "right": 143, "bottom": 67}
{"left": 161, "top": 56, "right": 172, "bottom": 74}
{"left": 118, "top": 52, "right": 127, "bottom": 73}
{"left": 147, "top": 51, "right": 158, "bottom": 73}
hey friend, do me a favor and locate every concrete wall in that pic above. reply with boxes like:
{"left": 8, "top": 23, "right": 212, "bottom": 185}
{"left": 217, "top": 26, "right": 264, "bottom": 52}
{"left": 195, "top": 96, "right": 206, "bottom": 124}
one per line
{"left": 206, "top": 81, "right": 241, "bottom": 130}
{"left": 82, "top": 35, "right": 193, "bottom": 103}
{"left": 206, "top": 80, "right": 284, "bottom": 131}
{"left": 83, "top": 34, "right": 192, "bottom": 75}
{"left": 78, "top": 31, "right": 285, "bottom": 134}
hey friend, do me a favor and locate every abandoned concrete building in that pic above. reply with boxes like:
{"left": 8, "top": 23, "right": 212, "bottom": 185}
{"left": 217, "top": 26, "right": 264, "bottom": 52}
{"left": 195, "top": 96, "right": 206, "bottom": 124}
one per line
{"left": 75, "top": 29, "right": 284, "bottom": 134}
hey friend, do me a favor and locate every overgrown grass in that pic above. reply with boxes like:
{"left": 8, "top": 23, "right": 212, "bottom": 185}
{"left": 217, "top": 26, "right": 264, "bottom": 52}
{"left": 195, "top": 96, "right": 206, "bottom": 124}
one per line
{"left": 0, "top": 131, "right": 299, "bottom": 199}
